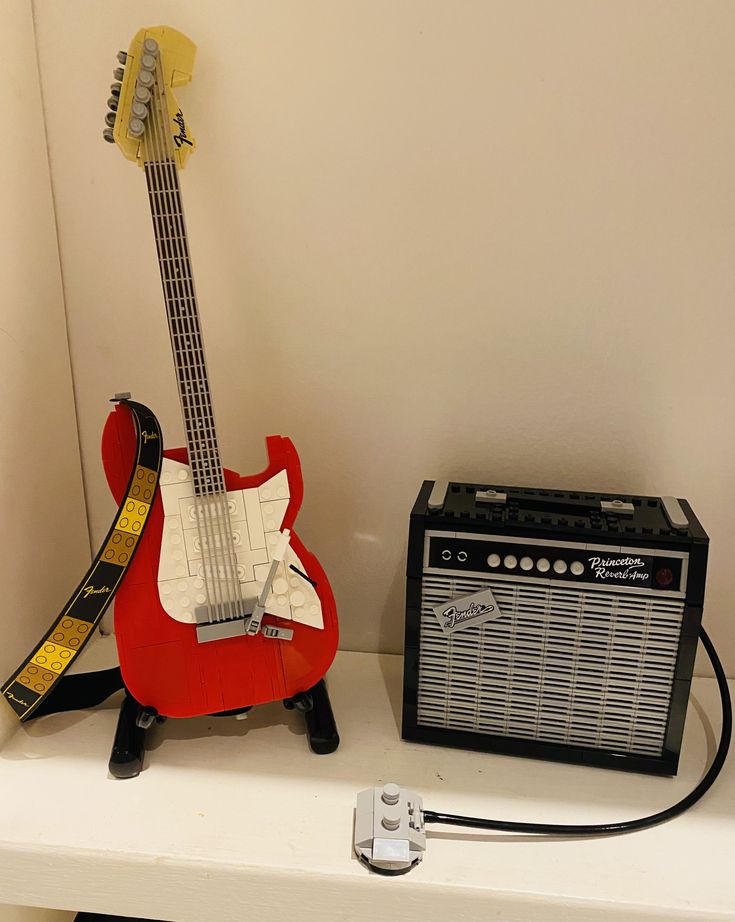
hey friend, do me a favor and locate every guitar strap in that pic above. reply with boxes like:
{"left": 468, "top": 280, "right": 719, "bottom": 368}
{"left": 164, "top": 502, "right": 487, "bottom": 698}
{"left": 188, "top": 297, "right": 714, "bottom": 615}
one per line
{"left": 1, "top": 399, "right": 162, "bottom": 722}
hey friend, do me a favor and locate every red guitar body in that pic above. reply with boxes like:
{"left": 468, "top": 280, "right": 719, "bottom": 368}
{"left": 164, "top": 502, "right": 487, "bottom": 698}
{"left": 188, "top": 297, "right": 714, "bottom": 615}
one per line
{"left": 101, "top": 402, "right": 339, "bottom": 718}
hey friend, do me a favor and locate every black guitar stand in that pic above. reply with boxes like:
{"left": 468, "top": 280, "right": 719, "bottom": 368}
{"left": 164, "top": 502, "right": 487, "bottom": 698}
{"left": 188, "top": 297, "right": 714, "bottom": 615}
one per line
{"left": 109, "top": 678, "right": 340, "bottom": 778}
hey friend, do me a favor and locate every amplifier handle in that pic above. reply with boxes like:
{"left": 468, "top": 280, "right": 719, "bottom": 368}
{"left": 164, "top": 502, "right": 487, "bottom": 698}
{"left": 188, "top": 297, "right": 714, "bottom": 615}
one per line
{"left": 476, "top": 490, "right": 634, "bottom": 517}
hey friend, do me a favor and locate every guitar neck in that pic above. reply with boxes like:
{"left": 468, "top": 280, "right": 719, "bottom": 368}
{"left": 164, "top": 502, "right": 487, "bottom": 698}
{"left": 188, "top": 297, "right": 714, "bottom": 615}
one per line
{"left": 143, "top": 93, "right": 225, "bottom": 497}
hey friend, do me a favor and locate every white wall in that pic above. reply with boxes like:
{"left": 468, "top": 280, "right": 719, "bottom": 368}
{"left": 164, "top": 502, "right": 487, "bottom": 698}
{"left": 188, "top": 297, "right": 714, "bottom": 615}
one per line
{"left": 0, "top": 0, "right": 89, "bottom": 747}
{"left": 33, "top": 1, "right": 735, "bottom": 669}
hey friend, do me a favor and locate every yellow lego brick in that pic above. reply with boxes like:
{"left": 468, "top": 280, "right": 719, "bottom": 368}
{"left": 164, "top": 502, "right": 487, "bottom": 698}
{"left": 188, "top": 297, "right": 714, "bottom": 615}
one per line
{"left": 129, "top": 465, "right": 158, "bottom": 504}
{"left": 48, "top": 617, "right": 93, "bottom": 651}
{"left": 31, "top": 642, "right": 78, "bottom": 675}
{"left": 15, "top": 663, "right": 57, "bottom": 695}
{"left": 116, "top": 499, "right": 151, "bottom": 536}
{"left": 102, "top": 529, "right": 139, "bottom": 566}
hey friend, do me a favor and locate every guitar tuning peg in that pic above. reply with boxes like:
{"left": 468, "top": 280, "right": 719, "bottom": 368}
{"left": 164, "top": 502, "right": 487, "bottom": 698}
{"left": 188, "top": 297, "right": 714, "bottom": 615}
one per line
{"left": 134, "top": 85, "right": 151, "bottom": 104}
{"left": 105, "top": 110, "right": 116, "bottom": 128}
{"left": 137, "top": 70, "right": 154, "bottom": 89}
{"left": 110, "top": 82, "right": 122, "bottom": 97}
{"left": 103, "top": 127, "right": 115, "bottom": 143}
{"left": 139, "top": 53, "right": 156, "bottom": 73}
{"left": 131, "top": 100, "right": 148, "bottom": 121}
{"left": 107, "top": 96, "right": 118, "bottom": 112}
{"left": 129, "top": 117, "right": 145, "bottom": 138}
{"left": 142, "top": 38, "right": 159, "bottom": 56}
{"left": 117, "top": 51, "right": 127, "bottom": 64}
{"left": 113, "top": 67, "right": 125, "bottom": 81}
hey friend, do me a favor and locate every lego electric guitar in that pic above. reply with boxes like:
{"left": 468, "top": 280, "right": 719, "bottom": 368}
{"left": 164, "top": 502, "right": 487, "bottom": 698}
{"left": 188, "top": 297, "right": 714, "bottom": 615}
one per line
{"left": 101, "top": 26, "right": 339, "bottom": 742}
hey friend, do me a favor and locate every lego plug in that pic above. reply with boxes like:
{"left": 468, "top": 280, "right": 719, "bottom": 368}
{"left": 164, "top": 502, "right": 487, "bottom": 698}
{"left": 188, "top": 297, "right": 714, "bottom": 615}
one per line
{"left": 354, "top": 783, "right": 426, "bottom": 874}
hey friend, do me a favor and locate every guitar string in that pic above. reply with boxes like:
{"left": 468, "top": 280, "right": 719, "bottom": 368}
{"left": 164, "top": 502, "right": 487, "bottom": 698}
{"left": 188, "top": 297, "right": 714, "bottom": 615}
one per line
{"left": 143, "top": 76, "right": 221, "bottom": 625}
{"left": 147, "top": 58, "right": 243, "bottom": 622}
{"left": 145, "top": 65, "right": 235, "bottom": 623}
{"left": 145, "top": 67, "right": 229, "bottom": 623}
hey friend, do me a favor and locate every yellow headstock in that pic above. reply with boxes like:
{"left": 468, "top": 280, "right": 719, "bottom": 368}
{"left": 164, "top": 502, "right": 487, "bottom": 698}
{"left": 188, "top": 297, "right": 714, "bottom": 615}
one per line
{"left": 103, "top": 25, "right": 197, "bottom": 168}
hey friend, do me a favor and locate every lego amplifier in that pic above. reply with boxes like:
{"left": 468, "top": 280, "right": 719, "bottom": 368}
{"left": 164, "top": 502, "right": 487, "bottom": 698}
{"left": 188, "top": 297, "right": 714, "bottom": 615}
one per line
{"left": 402, "top": 481, "right": 709, "bottom": 775}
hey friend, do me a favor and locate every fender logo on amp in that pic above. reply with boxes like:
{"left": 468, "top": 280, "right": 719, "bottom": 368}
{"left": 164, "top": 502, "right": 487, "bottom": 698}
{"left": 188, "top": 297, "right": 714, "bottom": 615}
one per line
{"left": 432, "top": 588, "right": 503, "bottom": 636}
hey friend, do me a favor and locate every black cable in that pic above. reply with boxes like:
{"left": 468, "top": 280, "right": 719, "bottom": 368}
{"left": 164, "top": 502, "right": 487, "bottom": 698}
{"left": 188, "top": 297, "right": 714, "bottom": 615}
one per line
{"left": 424, "top": 626, "right": 731, "bottom": 837}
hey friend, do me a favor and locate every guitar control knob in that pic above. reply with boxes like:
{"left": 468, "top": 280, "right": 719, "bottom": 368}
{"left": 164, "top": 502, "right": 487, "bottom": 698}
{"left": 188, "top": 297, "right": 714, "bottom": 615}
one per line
{"left": 102, "top": 127, "right": 115, "bottom": 143}
{"left": 128, "top": 117, "right": 145, "bottom": 138}
{"left": 107, "top": 96, "right": 118, "bottom": 111}
{"left": 113, "top": 67, "right": 125, "bottom": 81}
{"left": 110, "top": 82, "right": 122, "bottom": 97}
{"left": 104, "top": 110, "right": 116, "bottom": 128}
{"left": 117, "top": 50, "right": 127, "bottom": 64}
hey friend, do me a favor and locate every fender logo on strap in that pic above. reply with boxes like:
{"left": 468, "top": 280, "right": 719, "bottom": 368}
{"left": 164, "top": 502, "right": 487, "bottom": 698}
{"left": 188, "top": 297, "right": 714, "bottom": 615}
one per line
{"left": 1, "top": 399, "right": 162, "bottom": 722}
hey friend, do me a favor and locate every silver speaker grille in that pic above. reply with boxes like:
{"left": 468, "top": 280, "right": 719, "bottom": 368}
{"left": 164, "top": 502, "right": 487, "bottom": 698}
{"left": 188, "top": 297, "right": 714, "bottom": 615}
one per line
{"left": 417, "top": 573, "right": 685, "bottom": 756}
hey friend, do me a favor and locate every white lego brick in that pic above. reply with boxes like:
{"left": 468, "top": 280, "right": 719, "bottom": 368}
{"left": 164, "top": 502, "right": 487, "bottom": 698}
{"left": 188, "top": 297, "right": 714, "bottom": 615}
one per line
{"left": 233, "top": 546, "right": 269, "bottom": 582}
{"left": 184, "top": 526, "right": 203, "bottom": 561}
{"left": 178, "top": 496, "right": 199, "bottom": 528}
{"left": 159, "top": 458, "right": 192, "bottom": 486}
{"left": 227, "top": 490, "right": 246, "bottom": 522}
{"left": 161, "top": 480, "right": 194, "bottom": 516}
{"left": 260, "top": 499, "right": 289, "bottom": 534}
{"left": 243, "top": 488, "right": 266, "bottom": 549}
{"left": 157, "top": 575, "right": 202, "bottom": 623}
{"left": 158, "top": 514, "right": 187, "bottom": 581}
{"left": 258, "top": 469, "right": 290, "bottom": 502}
{"left": 254, "top": 563, "right": 271, "bottom": 583}
{"left": 231, "top": 520, "right": 249, "bottom": 552}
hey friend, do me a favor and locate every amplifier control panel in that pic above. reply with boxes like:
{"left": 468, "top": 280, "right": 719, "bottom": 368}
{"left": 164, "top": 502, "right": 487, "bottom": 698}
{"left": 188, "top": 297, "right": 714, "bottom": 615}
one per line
{"left": 425, "top": 533, "right": 687, "bottom": 593}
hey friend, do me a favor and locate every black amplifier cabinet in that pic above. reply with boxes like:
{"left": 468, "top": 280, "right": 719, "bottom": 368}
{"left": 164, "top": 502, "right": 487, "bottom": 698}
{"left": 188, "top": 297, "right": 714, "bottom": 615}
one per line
{"left": 402, "top": 482, "right": 709, "bottom": 775}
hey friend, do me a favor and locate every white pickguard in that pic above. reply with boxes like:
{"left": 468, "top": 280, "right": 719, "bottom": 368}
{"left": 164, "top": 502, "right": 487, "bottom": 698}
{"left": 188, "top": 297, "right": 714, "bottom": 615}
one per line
{"left": 157, "top": 458, "right": 323, "bottom": 630}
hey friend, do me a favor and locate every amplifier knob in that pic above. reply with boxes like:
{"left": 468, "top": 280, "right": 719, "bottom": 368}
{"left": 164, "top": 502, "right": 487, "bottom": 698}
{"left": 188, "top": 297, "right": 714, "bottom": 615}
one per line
{"left": 487, "top": 553, "right": 501, "bottom": 568}
{"left": 520, "top": 556, "right": 533, "bottom": 571}
{"left": 536, "top": 558, "right": 550, "bottom": 573}
{"left": 553, "top": 560, "right": 568, "bottom": 574}
{"left": 503, "top": 554, "right": 517, "bottom": 569}
{"left": 571, "top": 561, "right": 584, "bottom": 576}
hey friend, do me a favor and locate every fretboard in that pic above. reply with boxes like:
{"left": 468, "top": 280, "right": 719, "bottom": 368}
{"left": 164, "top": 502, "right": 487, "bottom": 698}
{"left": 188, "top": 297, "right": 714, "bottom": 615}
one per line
{"left": 144, "top": 159, "right": 225, "bottom": 496}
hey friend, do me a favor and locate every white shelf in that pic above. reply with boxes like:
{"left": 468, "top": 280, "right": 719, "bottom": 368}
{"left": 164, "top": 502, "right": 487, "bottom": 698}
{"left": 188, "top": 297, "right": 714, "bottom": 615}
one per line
{"left": 0, "top": 645, "right": 732, "bottom": 921}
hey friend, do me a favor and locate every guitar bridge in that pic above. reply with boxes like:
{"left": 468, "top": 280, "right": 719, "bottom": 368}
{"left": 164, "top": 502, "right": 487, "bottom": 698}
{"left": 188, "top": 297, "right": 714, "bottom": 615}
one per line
{"left": 195, "top": 602, "right": 293, "bottom": 643}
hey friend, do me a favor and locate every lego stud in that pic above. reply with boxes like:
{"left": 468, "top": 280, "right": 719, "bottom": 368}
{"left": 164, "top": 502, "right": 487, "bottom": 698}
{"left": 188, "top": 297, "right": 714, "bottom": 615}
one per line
{"left": 381, "top": 783, "right": 401, "bottom": 806}
{"left": 107, "top": 96, "right": 118, "bottom": 111}
{"left": 134, "top": 85, "right": 151, "bottom": 104}
{"left": 102, "top": 127, "right": 115, "bottom": 143}
{"left": 382, "top": 807, "right": 401, "bottom": 831}
{"left": 137, "top": 70, "right": 153, "bottom": 89}
{"left": 110, "top": 82, "right": 122, "bottom": 97}
{"left": 104, "top": 110, "right": 116, "bottom": 128}
{"left": 117, "top": 50, "right": 127, "bottom": 64}
{"left": 143, "top": 37, "right": 159, "bottom": 55}
{"left": 139, "top": 52, "right": 156, "bottom": 73}
{"left": 131, "top": 100, "right": 148, "bottom": 120}
{"left": 113, "top": 66, "right": 125, "bottom": 81}
{"left": 129, "top": 117, "right": 145, "bottom": 138}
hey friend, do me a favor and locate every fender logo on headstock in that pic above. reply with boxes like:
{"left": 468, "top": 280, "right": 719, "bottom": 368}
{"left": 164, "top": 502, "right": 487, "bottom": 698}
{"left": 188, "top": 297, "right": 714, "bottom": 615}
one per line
{"left": 142, "top": 430, "right": 159, "bottom": 443}
{"left": 173, "top": 110, "right": 193, "bottom": 148}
